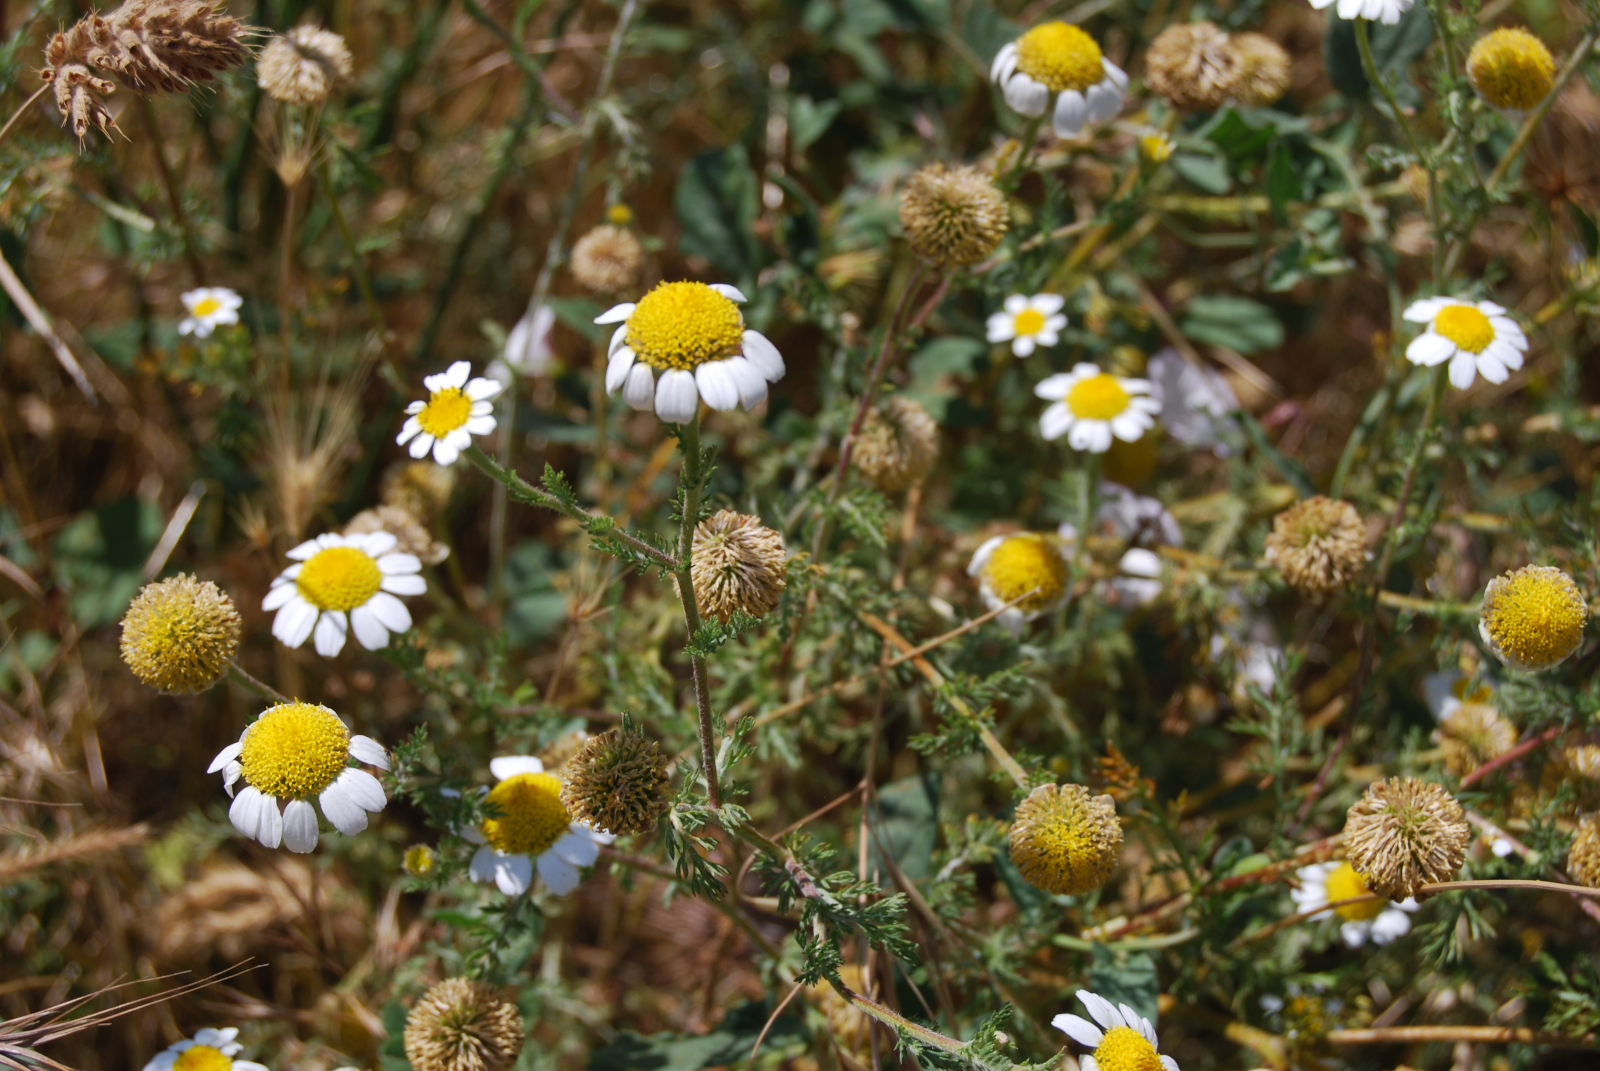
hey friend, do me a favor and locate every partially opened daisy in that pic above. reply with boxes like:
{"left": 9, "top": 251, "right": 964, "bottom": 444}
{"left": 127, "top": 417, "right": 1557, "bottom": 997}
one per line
{"left": 1053, "top": 990, "right": 1178, "bottom": 1071}
{"left": 209, "top": 702, "right": 389, "bottom": 854}
{"left": 178, "top": 287, "right": 243, "bottom": 338}
{"left": 1036, "top": 364, "right": 1161, "bottom": 452}
{"left": 1306, "top": 0, "right": 1412, "bottom": 25}
{"left": 991, "top": 22, "right": 1128, "bottom": 136}
{"left": 462, "top": 756, "right": 615, "bottom": 896}
{"left": 596, "top": 281, "right": 785, "bottom": 423}
{"left": 143, "top": 1027, "right": 267, "bottom": 1071}
{"left": 263, "top": 531, "right": 425, "bottom": 657}
{"left": 986, "top": 293, "right": 1067, "bottom": 356}
{"left": 1403, "top": 297, "right": 1528, "bottom": 389}
{"left": 968, "top": 532, "right": 1070, "bottom": 632}
{"left": 1291, "top": 861, "right": 1418, "bottom": 948}
{"left": 397, "top": 361, "right": 503, "bottom": 465}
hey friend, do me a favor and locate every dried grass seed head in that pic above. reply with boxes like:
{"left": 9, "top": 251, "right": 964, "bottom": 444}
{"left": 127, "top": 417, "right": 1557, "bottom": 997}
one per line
{"left": 559, "top": 727, "right": 672, "bottom": 836}
{"left": 855, "top": 395, "right": 940, "bottom": 493}
{"left": 1478, "top": 564, "right": 1588, "bottom": 672}
{"left": 120, "top": 574, "right": 241, "bottom": 694}
{"left": 1343, "top": 776, "right": 1470, "bottom": 900}
{"left": 381, "top": 460, "right": 456, "bottom": 519}
{"left": 899, "top": 163, "right": 1009, "bottom": 269}
{"left": 689, "top": 509, "right": 788, "bottom": 622}
{"left": 404, "top": 977, "right": 525, "bottom": 1071}
{"left": 570, "top": 224, "right": 643, "bottom": 295}
{"left": 345, "top": 504, "right": 449, "bottom": 566}
{"left": 1568, "top": 813, "right": 1600, "bottom": 888}
{"left": 257, "top": 24, "right": 352, "bottom": 105}
{"left": 1007, "top": 782, "right": 1122, "bottom": 895}
{"left": 1145, "top": 21, "right": 1240, "bottom": 112}
{"left": 1265, "top": 495, "right": 1366, "bottom": 595}
{"left": 1434, "top": 702, "right": 1517, "bottom": 776}
{"left": 1229, "top": 33, "right": 1291, "bottom": 106}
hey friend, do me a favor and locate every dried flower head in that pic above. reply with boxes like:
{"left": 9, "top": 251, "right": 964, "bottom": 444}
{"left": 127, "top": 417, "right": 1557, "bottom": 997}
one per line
{"left": 570, "top": 225, "right": 643, "bottom": 295}
{"left": 257, "top": 24, "right": 352, "bottom": 105}
{"left": 1434, "top": 702, "right": 1517, "bottom": 776}
{"left": 899, "top": 164, "right": 1009, "bottom": 269}
{"left": 688, "top": 509, "right": 787, "bottom": 623}
{"left": 1525, "top": 83, "right": 1600, "bottom": 214}
{"left": 560, "top": 727, "right": 672, "bottom": 836}
{"left": 1265, "top": 496, "right": 1365, "bottom": 595}
{"left": 1468, "top": 27, "right": 1554, "bottom": 112}
{"left": 120, "top": 574, "right": 241, "bottom": 694}
{"left": 1007, "top": 783, "right": 1122, "bottom": 895}
{"left": 855, "top": 395, "right": 940, "bottom": 494}
{"left": 1568, "top": 813, "right": 1600, "bottom": 888}
{"left": 381, "top": 460, "right": 456, "bottom": 519}
{"left": 1229, "top": 33, "right": 1291, "bottom": 106}
{"left": 1145, "top": 22, "right": 1240, "bottom": 112}
{"left": 537, "top": 729, "right": 591, "bottom": 775}
{"left": 345, "top": 504, "right": 449, "bottom": 566}
{"left": 404, "top": 977, "right": 525, "bottom": 1071}
{"left": 1343, "top": 776, "right": 1470, "bottom": 900}
{"left": 1479, "top": 565, "right": 1588, "bottom": 672}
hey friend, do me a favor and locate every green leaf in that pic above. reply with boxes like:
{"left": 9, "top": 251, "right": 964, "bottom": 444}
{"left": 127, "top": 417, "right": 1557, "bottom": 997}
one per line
{"left": 674, "top": 144, "right": 762, "bottom": 283}
{"left": 869, "top": 773, "right": 939, "bottom": 880}
{"left": 504, "top": 541, "right": 567, "bottom": 646}
{"left": 910, "top": 336, "right": 986, "bottom": 378}
{"left": 1265, "top": 143, "right": 1299, "bottom": 218}
{"left": 1179, "top": 294, "right": 1284, "bottom": 354}
{"left": 791, "top": 95, "right": 843, "bottom": 153}
{"left": 1171, "top": 152, "right": 1232, "bottom": 195}
{"left": 1086, "top": 945, "right": 1161, "bottom": 1027}
{"left": 548, "top": 295, "right": 605, "bottom": 342}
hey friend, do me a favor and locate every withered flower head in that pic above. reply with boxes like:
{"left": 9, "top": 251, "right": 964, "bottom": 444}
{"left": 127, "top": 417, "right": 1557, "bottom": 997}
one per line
{"left": 1264, "top": 496, "right": 1366, "bottom": 595}
{"left": 559, "top": 727, "right": 672, "bottom": 836}
{"left": 1229, "top": 32, "right": 1290, "bottom": 107}
{"left": 855, "top": 395, "right": 940, "bottom": 494}
{"left": 404, "top": 977, "right": 525, "bottom": 1071}
{"left": 1007, "top": 783, "right": 1122, "bottom": 895}
{"left": 688, "top": 509, "right": 788, "bottom": 623}
{"left": 120, "top": 574, "right": 241, "bottom": 694}
{"left": 1568, "top": 813, "right": 1600, "bottom": 888}
{"left": 257, "top": 24, "right": 352, "bottom": 106}
{"left": 381, "top": 460, "right": 457, "bottom": 519}
{"left": 345, "top": 504, "right": 449, "bottom": 566}
{"left": 1145, "top": 22, "right": 1240, "bottom": 112}
{"left": 898, "top": 164, "right": 1009, "bottom": 269}
{"left": 1434, "top": 702, "right": 1517, "bottom": 777}
{"left": 570, "top": 224, "right": 643, "bottom": 295}
{"left": 1343, "top": 776, "right": 1470, "bottom": 900}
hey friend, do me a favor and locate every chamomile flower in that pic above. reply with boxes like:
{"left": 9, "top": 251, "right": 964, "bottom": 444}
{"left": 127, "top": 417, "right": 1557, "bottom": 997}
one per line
{"left": 1402, "top": 297, "right": 1528, "bottom": 389}
{"left": 991, "top": 22, "right": 1128, "bottom": 136}
{"left": 263, "top": 531, "right": 425, "bottom": 657}
{"left": 397, "top": 361, "right": 504, "bottom": 465}
{"left": 142, "top": 1027, "right": 266, "bottom": 1071}
{"left": 596, "top": 281, "right": 785, "bottom": 423}
{"left": 1306, "top": 0, "right": 1412, "bottom": 26}
{"left": 1036, "top": 363, "right": 1161, "bottom": 452}
{"left": 1053, "top": 990, "right": 1179, "bottom": 1071}
{"left": 1478, "top": 564, "right": 1588, "bottom": 672}
{"left": 986, "top": 293, "right": 1067, "bottom": 356}
{"left": 178, "top": 287, "right": 243, "bottom": 338}
{"left": 1291, "top": 861, "right": 1418, "bottom": 947}
{"left": 463, "top": 756, "right": 615, "bottom": 896}
{"left": 494, "top": 304, "right": 555, "bottom": 382}
{"left": 1147, "top": 350, "right": 1242, "bottom": 455}
{"left": 208, "top": 702, "right": 390, "bottom": 854}
{"left": 968, "top": 532, "right": 1070, "bottom": 631}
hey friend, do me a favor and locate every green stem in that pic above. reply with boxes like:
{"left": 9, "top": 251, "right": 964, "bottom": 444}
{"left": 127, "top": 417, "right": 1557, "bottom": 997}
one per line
{"left": 673, "top": 418, "right": 721, "bottom": 809}
{"left": 138, "top": 97, "right": 206, "bottom": 288}
{"left": 227, "top": 660, "right": 291, "bottom": 705}
{"left": 1354, "top": 19, "right": 1422, "bottom": 158}
{"left": 316, "top": 160, "right": 404, "bottom": 390}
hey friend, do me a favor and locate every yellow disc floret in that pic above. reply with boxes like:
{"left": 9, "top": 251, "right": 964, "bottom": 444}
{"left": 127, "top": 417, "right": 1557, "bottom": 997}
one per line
{"left": 1479, "top": 564, "right": 1588, "bottom": 672}
{"left": 625, "top": 281, "right": 745, "bottom": 371}
{"left": 1066, "top": 373, "right": 1132, "bottom": 420}
{"left": 1092, "top": 1027, "right": 1164, "bottom": 1071}
{"left": 120, "top": 574, "right": 241, "bottom": 694}
{"left": 173, "top": 1046, "right": 232, "bottom": 1071}
{"left": 1432, "top": 305, "right": 1496, "bottom": 354}
{"left": 192, "top": 296, "right": 222, "bottom": 317}
{"left": 1014, "top": 22, "right": 1105, "bottom": 93}
{"left": 1014, "top": 308, "right": 1046, "bottom": 335}
{"left": 481, "top": 772, "right": 571, "bottom": 856}
{"left": 1468, "top": 28, "right": 1554, "bottom": 111}
{"left": 1323, "top": 861, "right": 1385, "bottom": 921}
{"left": 240, "top": 702, "right": 350, "bottom": 799}
{"left": 1007, "top": 783, "right": 1122, "bottom": 895}
{"left": 416, "top": 387, "right": 473, "bottom": 437}
{"left": 295, "top": 546, "right": 383, "bottom": 612}
{"left": 983, "top": 534, "right": 1069, "bottom": 612}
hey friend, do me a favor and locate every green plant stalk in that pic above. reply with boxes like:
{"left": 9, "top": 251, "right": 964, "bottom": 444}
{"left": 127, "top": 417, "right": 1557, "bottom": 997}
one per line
{"left": 137, "top": 97, "right": 207, "bottom": 288}
{"left": 1354, "top": 19, "right": 1422, "bottom": 159}
{"left": 227, "top": 660, "right": 291, "bottom": 705}
{"left": 316, "top": 160, "right": 404, "bottom": 390}
{"left": 672, "top": 418, "right": 722, "bottom": 809}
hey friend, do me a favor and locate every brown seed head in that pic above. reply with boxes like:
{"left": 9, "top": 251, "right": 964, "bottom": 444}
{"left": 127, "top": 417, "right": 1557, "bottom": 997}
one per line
{"left": 1343, "top": 776, "right": 1470, "bottom": 900}
{"left": 537, "top": 729, "right": 591, "bottom": 775}
{"left": 1145, "top": 22, "right": 1240, "bottom": 112}
{"left": 1229, "top": 33, "right": 1290, "bottom": 107}
{"left": 404, "top": 977, "right": 525, "bottom": 1071}
{"left": 1265, "top": 496, "right": 1366, "bottom": 595}
{"left": 1568, "top": 813, "right": 1600, "bottom": 888}
{"left": 120, "top": 574, "right": 241, "bottom": 694}
{"left": 381, "top": 460, "right": 457, "bottom": 519}
{"left": 688, "top": 509, "right": 787, "bottom": 623}
{"left": 1007, "top": 783, "right": 1122, "bottom": 896}
{"left": 559, "top": 727, "right": 672, "bottom": 836}
{"left": 1434, "top": 702, "right": 1517, "bottom": 776}
{"left": 257, "top": 24, "right": 352, "bottom": 105}
{"left": 570, "top": 225, "right": 643, "bottom": 295}
{"left": 898, "top": 164, "right": 1009, "bottom": 269}
{"left": 855, "top": 395, "right": 940, "bottom": 494}
{"left": 345, "top": 504, "right": 449, "bottom": 566}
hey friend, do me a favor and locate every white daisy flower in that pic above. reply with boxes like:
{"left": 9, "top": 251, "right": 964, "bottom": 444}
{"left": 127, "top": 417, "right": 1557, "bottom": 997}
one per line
{"left": 1306, "top": 0, "right": 1412, "bottom": 24}
{"left": 1053, "top": 989, "right": 1179, "bottom": 1071}
{"left": 208, "top": 702, "right": 389, "bottom": 854}
{"left": 1292, "top": 861, "right": 1419, "bottom": 948}
{"left": 143, "top": 1027, "right": 267, "bottom": 1071}
{"left": 986, "top": 293, "right": 1067, "bottom": 356}
{"left": 1146, "top": 350, "right": 1242, "bottom": 456}
{"left": 492, "top": 303, "right": 556, "bottom": 384}
{"left": 460, "top": 756, "right": 615, "bottom": 896}
{"left": 396, "top": 360, "right": 504, "bottom": 465}
{"left": 596, "top": 281, "right": 785, "bottom": 423}
{"left": 1036, "top": 363, "right": 1161, "bottom": 452}
{"left": 1402, "top": 296, "right": 1528, "bottom": 390}
{"left": 968, "top": 532, "right": 1071, "bottom": 632}
{"left": 263, "top": 530, "right": 425, "bottom": 657}
{"left": 990, "top": 22, "right": 1128, "bottom": 136}
{"left": 178, "top": 287, "right": 243, "bottom": 338}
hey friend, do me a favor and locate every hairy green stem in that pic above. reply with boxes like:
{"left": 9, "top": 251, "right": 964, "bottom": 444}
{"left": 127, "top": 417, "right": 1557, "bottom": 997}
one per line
{"left": 227, "top": 660, "right": 291, "bottom": 705}
{"left": 673, "top": 418, "right": 722, "bottom": 809}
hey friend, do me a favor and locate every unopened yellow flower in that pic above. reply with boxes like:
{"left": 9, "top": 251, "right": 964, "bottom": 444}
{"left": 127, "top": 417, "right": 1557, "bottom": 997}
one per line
{"left": 1479, "top": 565, "right": 1588, "bottom": 672}
{"left": 1468, "top": 28, "right": 1554, "bottom": 111}
{"left": 968, "top": 532, "right": 1070, "bottom": 630}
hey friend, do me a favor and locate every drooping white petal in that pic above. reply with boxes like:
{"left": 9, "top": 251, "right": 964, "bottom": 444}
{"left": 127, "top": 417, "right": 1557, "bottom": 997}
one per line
{"left": 655, "top": 369, "right": 700, "bottom": 423}
{"left": 1005, "top": 73, "right": 1049, "bottom": 117}
{"left": 537, "top": 851, "right": 582, "bottom": 895}
{"left": 1052, "top": 1014, "right": 1104, "bottom": 1048}
{"left": 494, "top": 852, "right": 534, "bottom": 895}
{"left": 695, "top": 360, "right": 741, "bottom": 411}
{"left": 469, "top": 846, "right": 498, "bottom": 883}
{"left": 349, "top": 604, "right": 390, "bottom": 651}
{"left": 319, "top": 780, "right": 368, "bottom": 835}
{"left": 208, "top": 741, "right": 244, "bottom": 773}
{"left": 1406, "top": 331, "right": 1455, "bottom": 367}
{"left": 1039, "top": 404, "right": 1074, "bottom": 441}
{"left": 262, "top": 583, "right": 298, "bottom": 611}
{"left": 606, "top": 348, "right": 638, "bottom": 393}
{"left": 256, "top": 793, "right": 283, "bottom": 848}
{"left": 550, "top": 830, "right": 601, "bottom": 867}
{"left": 989, "top": 41, "right": 1018, "bottom": 83}
{"left": 594, "top": 302, "right": 637, "bottom": 324}
{"left": 1077, "top": 990, "right": 1124, "bottom": 1030}
{"left": 1085, "top": 81, "right": 1122, "bottom": 123}
{"left": 1054, "top": 89, "right": 1088, "bottom": 135}
{"left": 229, "top": 786, "right": 265, "bottom": 838}
{"left": 282, "top": 799, "right": 319, "bottom": 852}
{"left": 313, "top": 610, "right": 349, "bottom": 657}
{"left": 741, "top": 330, "right": 786, "bottom": 380}
{"left": 349, "top": 735, "right": 389, "bottom": 768}
{"left": 724, "top": 356, "right": 769, "bottom": 410}
{"left": 967, "top": 535, "right": 1006, "bottom": 575}
{"left": 622, "top": 363, "right": 655, "bottom": 410}
{"left": 490, "top": 755, "right": 545, "bottom": 779}
{"left": 609, "top": 325, "right": 629, "bottom": 356}
{"left": 1448, "top": 351, "right": 1479, "bottom": 390}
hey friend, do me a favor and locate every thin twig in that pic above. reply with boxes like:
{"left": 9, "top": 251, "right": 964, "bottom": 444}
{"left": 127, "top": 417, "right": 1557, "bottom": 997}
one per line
{"left": 228, "top": 661, "right": 291, "bottom": 705}
{"left": 1460, "top": 723, "right": 1564, "bottom": 788}
{"left": 0, "top": 247, "right": 96, "bottom": 401}
{"left": 0, "top": 84, "right": 48, "bottom": 152}
{"left": 1329, "top": 1026, "right": 1594, "bottom": 1045}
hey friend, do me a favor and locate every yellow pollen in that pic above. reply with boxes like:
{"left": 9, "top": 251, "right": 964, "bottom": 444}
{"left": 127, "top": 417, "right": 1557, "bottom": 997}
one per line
{"left": 1481, "top": 566, "right": 1588, "bottom": 671}
{"left": 1324, "top": 861, "right": 1385, "bottom": 921}
{"left": 1014, "top": 308, "right": 1046, "bottom": 335}
{"left": 983, "top": 535, "right": 1068, "bottom": 612}
{"left": 295, "top": 546, "right": 383, "bottom": 612}
{"left": 1468, "top": 28, "right": 1554, "bottom": 111}
{"left": 1014, "top": 22, "right": 1105, "bottom": 93}
{"left": 626, "top": 281, "right": 745, "bottom": 371}
{"left": 1091, "top": 1026, "right": 1163, "bottom": 1071}
{"left": 480, "top": 772, "right": 571, "bottom": 856}
{"left": 173, "top": 1045, "right": 232, "bottom": 1071}
{"left": 416, "top": 387, "right": 473, "bottom": 438}
{"left": 192, "top": 297, "right": 222, "bottom": 317}
{"left": 1432, "top": 305, "right": 1496, "bottom": 354}
{"left": 240, "top": 702, "right": 351, "bottom": 799}
{"left": 1066, "top": 373, "right": 1132, "bottom": 420}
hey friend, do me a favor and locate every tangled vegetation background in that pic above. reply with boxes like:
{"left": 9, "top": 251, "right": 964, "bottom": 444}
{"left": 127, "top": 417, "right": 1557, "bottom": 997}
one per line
{"left": 5, "top": 0, "right": 1600, "bottom": 1062}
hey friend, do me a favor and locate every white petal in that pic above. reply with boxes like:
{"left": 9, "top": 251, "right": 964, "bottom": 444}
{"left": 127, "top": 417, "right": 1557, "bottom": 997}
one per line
{"left": 349, "top": 604, "right": 390, "bottom": 651}
{"left": 709, "top": 283, "right": 748, "bottom": 302}
{"left": 1448, "top": 351, "right": 1479, "bottom": 390}
{"left": 358, "top": 531, "right": 398, "bottom": 556}
{"left": 495, "top": 852, "right": 534, "bottom": 895}
{"left": 223, "top": 761, "right": 242, "bottom": 795}
{"left": 551, "top": 830, "right": 600, "bottom": 867}
{"left": 609, "top": 325, "right": 629, "bottom": 356}
{"left": 273, "top": 599, "right": 318, "bottom": 649}
{"left": 1053, "top": 1014, "right": 1104, "bottom": 1048}
{"left": 605, "top": 348, "right": 637, "bottom": 393}
{"left": 1403, "top": 297, "right": 1451, "bottom": 322}
{"left": 1054, "top": 90, "right": 1088, "bottom": 135}
{"left": 469, "top": 846, "right": 498, "bottom": 883}
{"left": 208, "top": 741, "right": 244, "bottom": 774}
{"left": 365, "top": 591, "right": 413, "bottom": 633}
{"left": 380, "top": 573, "right": 428, "bottom": 596}
{"left": 396, "top": 417, "right": 423, "bottom": 446}
{"left": 1039, "top": 404, "right": 1073, "bottom": 441}
{"left": 432, "top": 438, "right": 461, "bottom": 466}
{"left": 1339, "top": 920, "right": 1370, "bottom": 947}
{"left": 1406, "top": 331, "right": 1455, "bottom": 367}
{"left": 287, "top": 536, "right": 327, "bottom": 560}
{"left": 967, "top": 535, "right": 1006, "bottom": 575}
{"left": 594, "top": 302, "right": 636, "bottom": 324}
{"left": 986, "top": 313, "right": 1017, "bottom": 342}
{"left": 723, "top": 356, "right": 769, "bottom": 409}
{"left": 466, "top": 377, "right": 503, "bottom": 401}
{"left": 1085, "top": 81, "right": 1122, "bottom": 123}
{"left": 742, "top": 330, "right": 786, "bottom": 381}
{"left": 319, "top": 780, "right": 368, "bottom": 835}
{"left": 490, "top": 755, "right": 545, "bottom": 779}
{"left": 349, "top": 735, "right": 389, "bottom": 769}
{"left": 695, "top": 360, "right": 741, "bottom": 411}
{"left": 1004, "top": 294, "right": 1030, "bottom": 314}
{"left": 262, "top": 583, "right": 299, "bottom": 611}
{"left": 442, "top": 361, "right": 471, "bottom": 389}
{"left": 1078, "top": 991, "right": 1124, "bottom": 1030}
{"left": 537, "top": 851, "right": 581, "bottom": 895}
{"left": 1034, "top": 293, "right": 1066, "bottom": 314}
{"left": 1014, "top": 335, "right": 1036, "bottom": 357}
{"left": 312, "top": 611, "right": 348, "bottom": 657}
{"left": 408, "top": 432, "right": 435, "bottom": 459}
{"left": 229, "top": 786, "right": 264, "bottom": 838}
{"left": 282, "top": 799, "right": 319, "bottom": 852}
{"left": 1005, "top": 74, "right": 1049, "bottom": 117}
{"left": 1120, "top": 1006, "right": 1154, "bottom": 1044}
{"left": 1082, "top": 1058, "right": 1099, "bottom": 1071}
{"left": 337, "top": 767, "right": 387, "bottom": 812}
{"left": 622, "top": 363, "right": 655, "bottom": 410}
{"left": 1102, "top": 60, "right": 1129, "bottom": 90}
{"left": 1034, "top": 371, "right": 1078, "bottom": 399}
{"left": 377, "top": 551, "right": 422, "bottom": 575}
{"left": 655, "top": 369, "right": 700, "bottom": 423}
{"left": 1160, "top": 1058, "right": 1179, "bottom": 1071}
{"left": 989, "top": 41, "right": 1018, "bottom": 83}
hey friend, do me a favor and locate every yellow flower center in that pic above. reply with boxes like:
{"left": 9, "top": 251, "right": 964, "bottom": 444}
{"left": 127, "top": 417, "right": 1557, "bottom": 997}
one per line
{"left": 1468, "top": 28, "right": 1554, "bottom": 111}
{"left": 480, "top": 772, "right": 571, "bottom": 856}
{"left": 1014, "top": 22, "right": 1105, "bottom": 93}
{"left": 295, "top": 546, "right": 383, "bottom": 612}
{"left": 1091, "top": 1026, "right": 1164, "bottom": 1071}
{"left": 404, "top": 844, "right": 437, "bottom": 876}
{"left": 240, "top": 702, "right": 351, "bottom": 799}
{"left": 607, "top": 203, "right": 634, "bottom": 225}
{"left": 1432, "top": 305, "right": 1495, "bottom": 354}
{"left": 173, "top": 1045, "right": 232, "bottom": 1071}
{"left": 626, "top": 281, "right": 745, "bottom": 371}
{"left": 191, "top": 297, "right": 222, "bottom": 317}
{"left": 1140, "top": 133, "right": 1174, "bottom": 162}
{"left": 1066, "top": 373, "right": 1132, "bottom": 420}
{"left": 1014, "top": 308, "right": 1046, "bottom": 335}
{"left": 1481, "top": 566, "right": 1588, "bottom": 671}
{"left": 416, "top": 387, "right": 473, "bottom": 438}
{"left": 1324, "top": 861, "right": 1385, "bottom": 922}
{"left": 983, "top": 534, "right": 1068, "bottom": 612}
